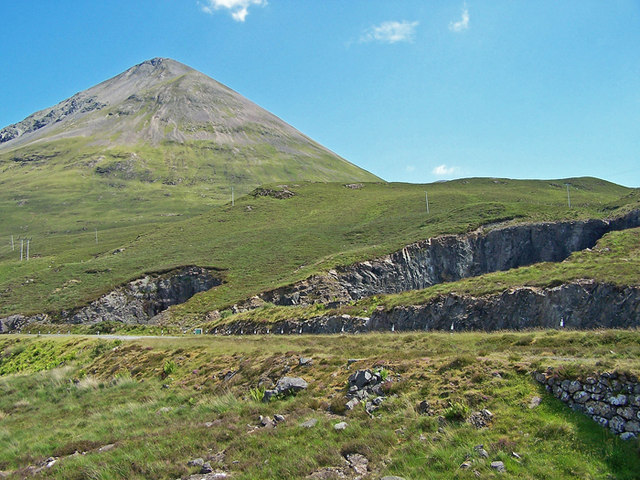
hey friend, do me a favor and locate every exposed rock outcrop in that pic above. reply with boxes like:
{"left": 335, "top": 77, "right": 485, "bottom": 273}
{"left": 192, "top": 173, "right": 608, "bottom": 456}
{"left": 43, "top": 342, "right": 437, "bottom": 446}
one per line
{"left": 215, "top": 280, "right": 640, "bottom": 334}
{"left": 0, "top": 266, "right": 220, "bottom": 331}
{"left": 249, "top": 210, "right": 640, "bottom": 309}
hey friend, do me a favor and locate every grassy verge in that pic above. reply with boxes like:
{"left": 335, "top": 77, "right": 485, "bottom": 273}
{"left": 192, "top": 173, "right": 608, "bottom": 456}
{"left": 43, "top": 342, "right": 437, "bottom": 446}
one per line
{"left": 0, "top": 330, "right": 638, "bottom": 479}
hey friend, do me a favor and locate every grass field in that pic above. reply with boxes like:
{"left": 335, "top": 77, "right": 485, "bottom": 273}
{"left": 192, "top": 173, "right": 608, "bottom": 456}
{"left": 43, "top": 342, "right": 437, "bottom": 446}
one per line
{"left": 0, "top": 330, "right": 639, "bottom": 479}
{"left": 0, "top": 177, "right": 637, "bottom": 323}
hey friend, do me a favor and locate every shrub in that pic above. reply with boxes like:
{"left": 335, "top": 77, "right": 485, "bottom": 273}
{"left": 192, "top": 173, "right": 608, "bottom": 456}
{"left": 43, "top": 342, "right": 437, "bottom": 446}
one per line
{"left": 248, "top": 386, "right": 265, "bottom": 403}
{"left": 443, "top": 401, "right": 470, "bottom": 421}
{"left": 375, "top": 367, "right": 390, "bottom": 381}
{"left": 163, "top": 360, "right": 177, "bottom": 376}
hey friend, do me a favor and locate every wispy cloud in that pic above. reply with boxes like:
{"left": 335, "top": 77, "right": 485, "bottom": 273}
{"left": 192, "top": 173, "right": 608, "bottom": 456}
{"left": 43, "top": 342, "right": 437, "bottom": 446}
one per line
{"left": 449, "top": 4, "right": 469, "bottom": 32}
{"left": 360, "top": 21, "right": 419, "bottom": 44}
{"left": 432, "top": 164, "right": 457, "bottom": 176}
{"left": 199, "top": 0, "right": 266, "bottom": 22}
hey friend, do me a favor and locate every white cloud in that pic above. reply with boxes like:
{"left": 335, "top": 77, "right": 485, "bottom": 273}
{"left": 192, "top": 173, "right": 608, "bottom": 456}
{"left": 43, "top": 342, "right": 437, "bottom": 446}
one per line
{"left": 199, "top": 0, "right": 266, "bottom": 22}
{"left": 432, "top": 164, "right": 457, "bottom": 176}
{"left": 449, "top": 4, "right": 469, "bottom": 32}
{"left": 360, "top": 21, "right": 419, "bottom": 44}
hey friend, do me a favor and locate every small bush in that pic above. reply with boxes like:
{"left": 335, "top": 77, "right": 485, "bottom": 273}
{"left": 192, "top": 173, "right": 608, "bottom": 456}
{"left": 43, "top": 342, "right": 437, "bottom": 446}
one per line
{"left": 443, "top": 401, "right": 470, "bottom": 421}
{"left": 163, "top": 360, "right": 177, "bottom": 376}
{"left": 248, "top": 386, "right": 265, "bottom": 403}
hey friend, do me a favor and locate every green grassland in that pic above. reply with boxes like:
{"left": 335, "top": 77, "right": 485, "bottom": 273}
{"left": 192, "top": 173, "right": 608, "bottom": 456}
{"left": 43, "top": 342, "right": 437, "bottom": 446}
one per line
{"left": 0, "top": 176, "right": 637, "bottom": 322}
{"left": 0, "top": 330, "right": 639, "bottom": 479}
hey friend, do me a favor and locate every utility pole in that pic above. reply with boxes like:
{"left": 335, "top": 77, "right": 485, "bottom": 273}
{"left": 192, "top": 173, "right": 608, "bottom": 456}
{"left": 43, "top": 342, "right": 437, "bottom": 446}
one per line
{"left": 425, "top": 192, "right": 430, "bottom": 214}
{"left": 565, "top": 183, "right": 571, "bottom": 208}
{"left": 26, "top": 239, "right": 30, "bottom": 261}
{"left": 231, "top": 186, "right": 235, "bottom": 207}
{"left": 11, "top": 235, "right": 14, "bottom": 251}
{"left": 20, "top": 239, "right": 23, "bottom": 261}
{"left": 95, "top": 228, "right": 98, "bottom": 244}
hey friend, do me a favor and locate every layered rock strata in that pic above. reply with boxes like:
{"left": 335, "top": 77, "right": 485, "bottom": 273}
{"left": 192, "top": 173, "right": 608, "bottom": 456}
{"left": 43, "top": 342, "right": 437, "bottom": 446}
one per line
{"left": 215, "top": 280, "right": 640, "bottom": 334}
{"left": 0, "top": 266, "right": 220, "bottom": 331}
{"left": 250, "top": 210, "right": 640, "bottom": 309}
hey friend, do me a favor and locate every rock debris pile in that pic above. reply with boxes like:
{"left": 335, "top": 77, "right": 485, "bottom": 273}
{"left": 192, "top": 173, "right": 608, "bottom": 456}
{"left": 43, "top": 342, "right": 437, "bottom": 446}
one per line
{"left": 344, "top": 369, "right": 390, "bottom": 414}
{"left": 534, "top": 370, "right": 640, "bottom": 440}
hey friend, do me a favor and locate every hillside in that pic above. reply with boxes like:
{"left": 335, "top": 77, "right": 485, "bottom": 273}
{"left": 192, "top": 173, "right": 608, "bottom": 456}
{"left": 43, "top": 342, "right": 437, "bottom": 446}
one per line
{"left": 0, "top": 58, "right": 379, "bottom": 236}
{"left": 0, "top": 177, "right": 637, "bottom": 328}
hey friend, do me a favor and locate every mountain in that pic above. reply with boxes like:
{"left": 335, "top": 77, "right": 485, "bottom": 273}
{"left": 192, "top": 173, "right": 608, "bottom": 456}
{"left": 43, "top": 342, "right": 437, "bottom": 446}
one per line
{"left": 0, "top": 58, "right": 380, "bottom": 233}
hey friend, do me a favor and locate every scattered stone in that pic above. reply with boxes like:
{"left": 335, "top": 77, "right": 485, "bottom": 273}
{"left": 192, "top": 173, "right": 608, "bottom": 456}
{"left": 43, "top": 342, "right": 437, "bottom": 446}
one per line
{"left": 490, "top": 461, "right": 506, "bottom": 473}
{"left": 97, "top": 444, "right": 116, "bottom": 452}
{"left": 259, "top": 415, "right": 275, "bottom": 428}
{"left": 346, "top": 454, "right": 368, "bottom": 475}
{"left": 468, "top": 409, "right": 494, "bottom": 428}
{"left": 345, "top": 398, "right": 360, "bottom": 411}
{"left": 460, "top": 462, "right": 472, "bottom": 469}
{"left": 300, "top": 418, "right": 318, "bottom": 428}
{"left": 511, "top": 452, "right": 522, "bottom": 459}
{"left": 417, "top": 400, "right": 432, "bottom": 415}
{"left": 274, "top": 414, "right": 286, "bottom": 423}
{"left": 334, "top": 422, "right": 348, "bottom": 431}
{"left": 305, "top": 467, "right": 348, "bottom": 479}
{"left": 299, "top": 357, "right": 313, "bottom": 367}
{"left": 528, "top": 396, "right": 542, "bottom": 409}
{"left": 620, "top": 432, "right": 637, "bottom": 441}
{"left": 474, "top": 445, "right": 489, "bottom": 458}
{"left": 344, "top": 183, "right": 363, "bottom": 189}
{"left": 156, "top": 407, "right": 172, "bottom": 414}
{"left": 188, "top": 458, "right": 205, "bottom": 467}
{"left": 200, "top": 462, "right": 213, "bottom": 474}
{"left": 275, "top": 376, "right": 308, "bottom": 395}
{"left": 347, "top": 359, "right": 362, "bottom": 366}
{"left": 380, "top": 477, "right": 406, "bottom": 480}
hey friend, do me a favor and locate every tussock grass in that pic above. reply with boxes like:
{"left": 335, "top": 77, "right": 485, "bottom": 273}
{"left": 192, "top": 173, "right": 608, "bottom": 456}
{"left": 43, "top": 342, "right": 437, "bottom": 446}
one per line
{"left": 0, "top": 331, "right": 638, "bottom": 478}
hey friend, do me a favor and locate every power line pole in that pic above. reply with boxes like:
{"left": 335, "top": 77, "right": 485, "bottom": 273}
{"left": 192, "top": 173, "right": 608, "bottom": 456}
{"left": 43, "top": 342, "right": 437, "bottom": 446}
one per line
{"left": 11, "top": 235, "right": 14, "bottom": 251}
{"left": 231, "top": 186, "right": 235, "bottom": 207}
{"left": 425, "top": 192, "right": 430, "bottom": 214}
{"left": 20, "top": 239, "right": 23, "bottom": 261}
{"left": 565, "top": 183, "right": 571, "bottom": 208}
{"left": 95, "top": 228, "right": 98, "bottom": 244}
{"left": 26, "top": 239, "right": 30, "bottom": 261}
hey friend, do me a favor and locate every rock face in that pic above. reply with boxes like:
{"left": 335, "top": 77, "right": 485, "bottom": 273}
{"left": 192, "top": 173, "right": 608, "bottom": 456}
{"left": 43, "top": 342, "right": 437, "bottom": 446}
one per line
{"left": 214, "top": 279, "right": 640, "bottom": 334}
{"left": 66, "top": 266, "right": 220, "bottom": 324}
{"left": 251, "top": 211, "right": 640, "bottom": 308}
{"left": 0, "top": 266, "right": 220, "bottom": 330}
{"left": 534, "top": 370, "right": 640, "bottom": 440}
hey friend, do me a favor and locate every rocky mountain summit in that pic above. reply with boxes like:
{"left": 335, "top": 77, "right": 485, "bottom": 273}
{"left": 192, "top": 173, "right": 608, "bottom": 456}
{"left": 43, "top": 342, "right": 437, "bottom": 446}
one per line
{"left": 0, "top": 58, "right": 378, "bottom": 204}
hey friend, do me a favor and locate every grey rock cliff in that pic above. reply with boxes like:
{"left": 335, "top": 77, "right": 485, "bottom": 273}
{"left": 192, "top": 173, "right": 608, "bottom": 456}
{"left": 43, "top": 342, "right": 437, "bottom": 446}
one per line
{"left": 250, "top": 210, "right": 640, "bottom": 309}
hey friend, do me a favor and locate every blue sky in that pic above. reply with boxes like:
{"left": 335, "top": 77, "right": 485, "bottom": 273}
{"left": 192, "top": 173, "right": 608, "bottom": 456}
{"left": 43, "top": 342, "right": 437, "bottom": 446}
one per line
{"left": 1, "top": 1, "right": 639, "bottom": 186}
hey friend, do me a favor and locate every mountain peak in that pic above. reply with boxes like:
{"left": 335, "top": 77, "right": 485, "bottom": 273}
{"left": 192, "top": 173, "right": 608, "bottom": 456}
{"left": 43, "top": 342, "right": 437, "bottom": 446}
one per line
{"left": 0, "top": 58, "right": 380, "bottom": 193}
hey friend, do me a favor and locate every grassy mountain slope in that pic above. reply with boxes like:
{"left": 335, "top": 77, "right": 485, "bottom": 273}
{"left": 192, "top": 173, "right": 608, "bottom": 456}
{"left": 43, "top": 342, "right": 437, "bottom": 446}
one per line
{"left": 0, "top": 177, "right": 636, "bottom": 322}
{"left": 0, "top": 58, "right": 379, "bottom": 236}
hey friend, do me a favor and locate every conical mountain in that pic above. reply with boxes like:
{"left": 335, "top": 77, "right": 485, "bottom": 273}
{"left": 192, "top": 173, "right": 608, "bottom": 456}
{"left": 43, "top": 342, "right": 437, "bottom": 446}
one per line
{"left": 0, "top": 58, "right": 380, "bottom": 233}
